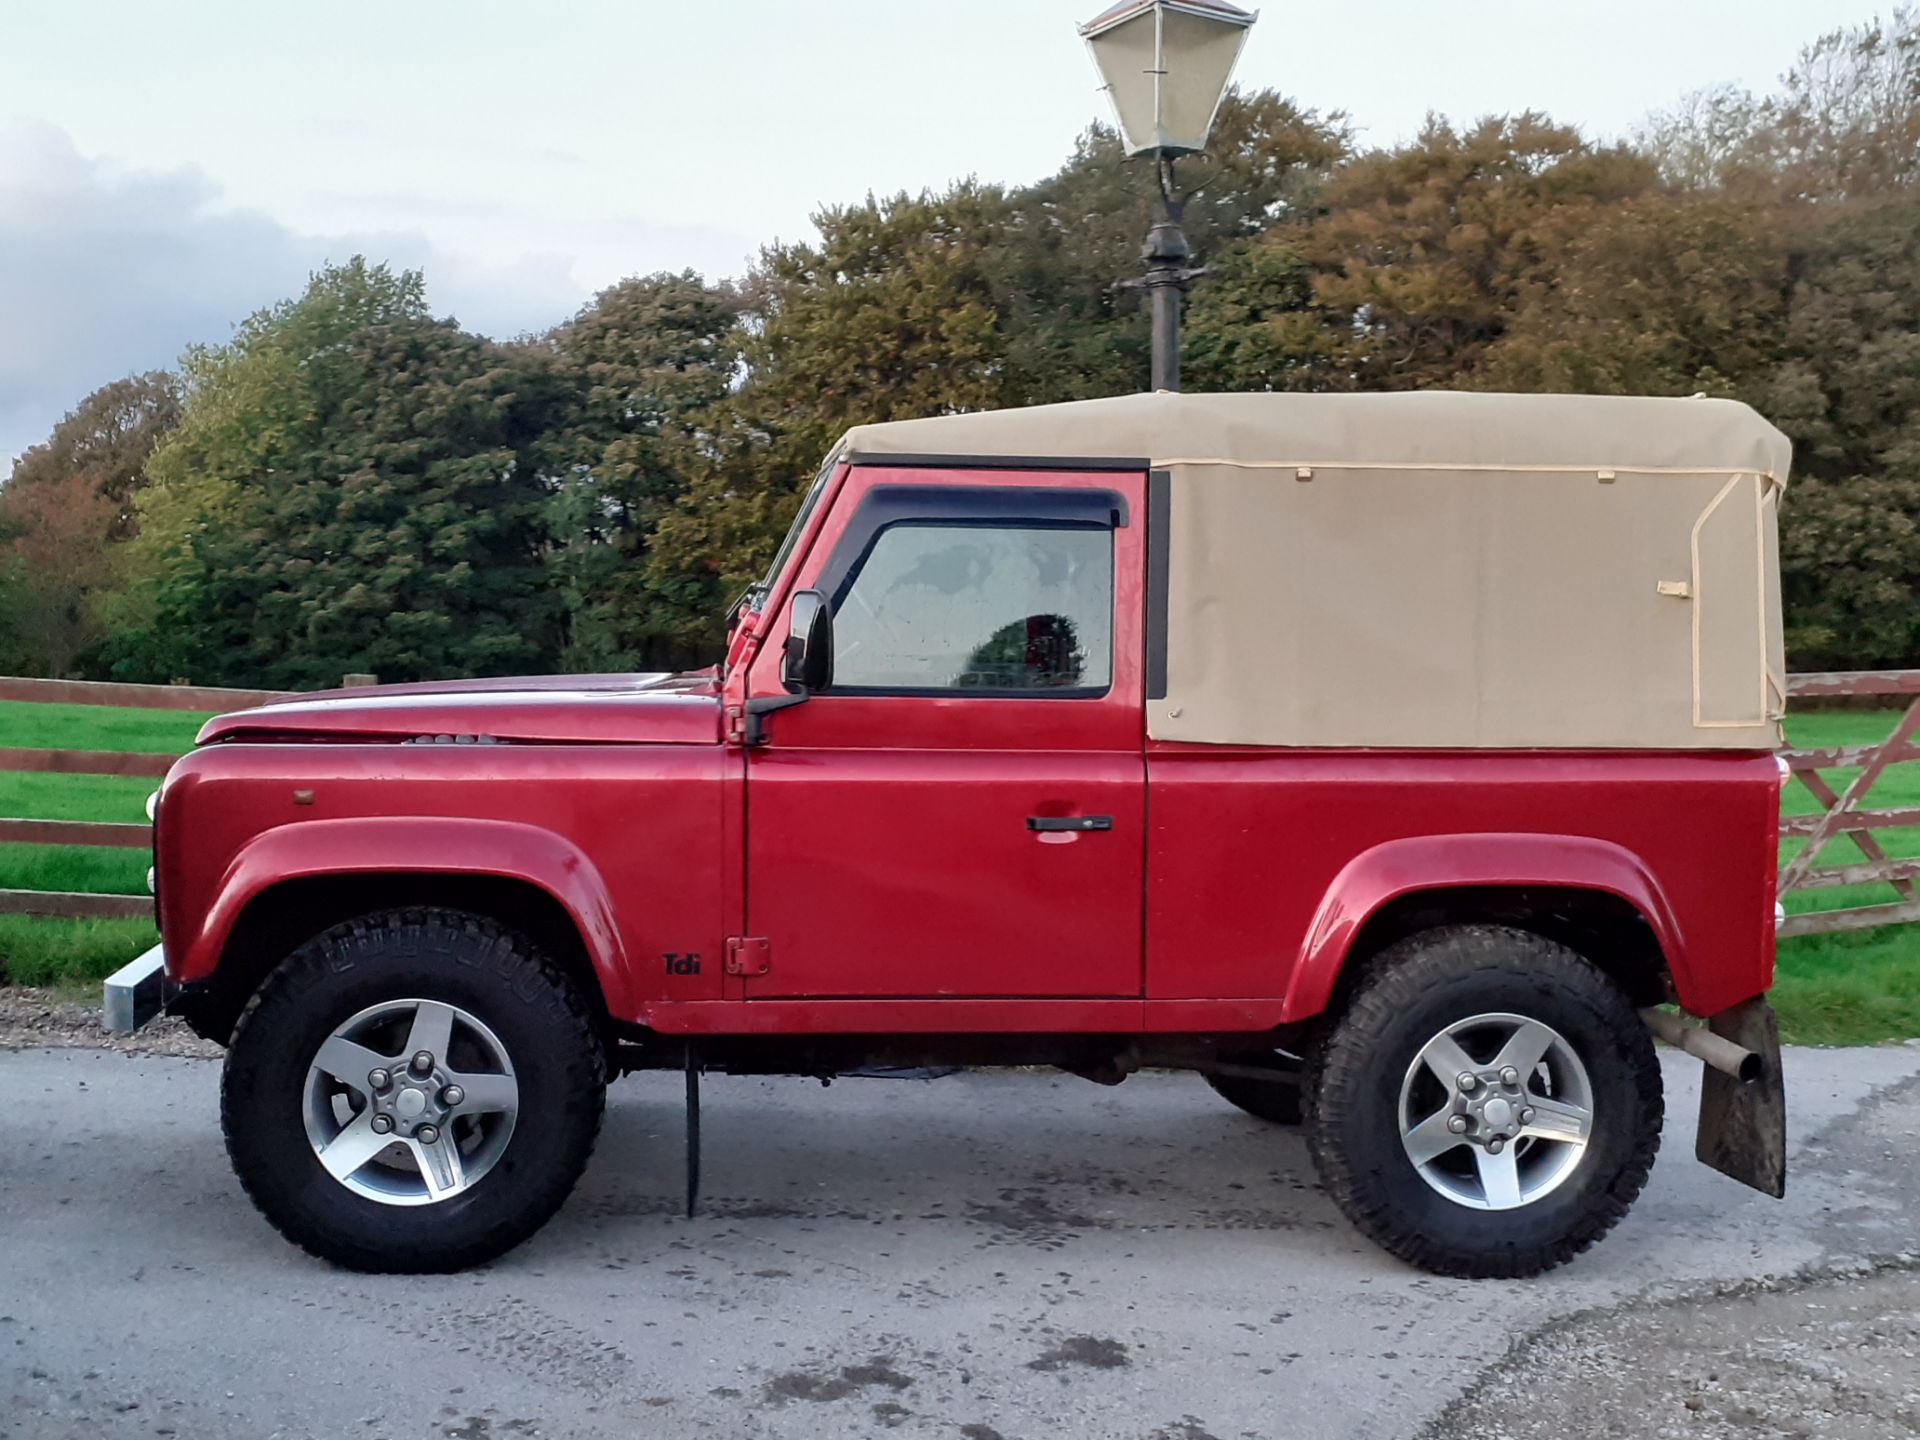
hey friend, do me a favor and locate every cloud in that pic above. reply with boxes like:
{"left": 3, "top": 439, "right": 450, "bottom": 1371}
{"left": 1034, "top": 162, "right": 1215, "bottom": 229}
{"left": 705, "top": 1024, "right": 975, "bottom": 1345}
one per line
{"left": 0, "top": 124, "right": 622, "bottom": 468}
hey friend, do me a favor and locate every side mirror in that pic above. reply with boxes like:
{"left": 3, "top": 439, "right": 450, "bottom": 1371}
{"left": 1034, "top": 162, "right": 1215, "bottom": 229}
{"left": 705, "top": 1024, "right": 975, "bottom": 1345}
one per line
{"left": 781, "top": 590, "right": 834, "bottom": 694}
{"left": 743, "top": 590, "right": 833, "bottom": 746}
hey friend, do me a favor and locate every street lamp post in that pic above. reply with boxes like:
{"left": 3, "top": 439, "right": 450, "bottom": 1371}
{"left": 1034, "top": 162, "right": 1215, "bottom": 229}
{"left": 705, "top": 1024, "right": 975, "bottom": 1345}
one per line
{"left": 1079, "top": 0, "right": 1258, "bottom": 393}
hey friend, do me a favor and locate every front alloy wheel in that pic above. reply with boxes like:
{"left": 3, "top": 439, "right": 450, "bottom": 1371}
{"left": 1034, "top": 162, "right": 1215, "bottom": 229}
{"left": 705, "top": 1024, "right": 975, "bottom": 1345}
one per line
{"left": 223, "top": 908, "right": 606, "bottom": 1272}
{"left": 303, "top": 999, "right": 520, "bottom": 1206}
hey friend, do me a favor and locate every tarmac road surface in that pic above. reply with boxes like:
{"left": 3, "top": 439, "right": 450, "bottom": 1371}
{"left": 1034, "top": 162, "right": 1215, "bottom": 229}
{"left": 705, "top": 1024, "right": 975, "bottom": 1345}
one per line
{"left": 2, "top": 1042, "right": 1918, "bottom": 1440}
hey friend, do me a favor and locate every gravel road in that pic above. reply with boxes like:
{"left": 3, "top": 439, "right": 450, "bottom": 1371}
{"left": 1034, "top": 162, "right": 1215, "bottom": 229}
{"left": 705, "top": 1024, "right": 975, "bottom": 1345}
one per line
{"left": 2, "top": 1036, "right": 1917, "bottom": 1440}
{"left": 0, "top": 988, "right": 219, "bottom": 1060}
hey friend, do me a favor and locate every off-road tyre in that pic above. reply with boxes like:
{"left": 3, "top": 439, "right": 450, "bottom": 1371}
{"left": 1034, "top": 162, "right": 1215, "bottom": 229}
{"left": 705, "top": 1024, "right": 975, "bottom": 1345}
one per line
{"left": 1305, "top": 924, "right": 1662, "bottom": 1279}
{"left": 1204, "top": 1056, "right": 1305, "bottom": 1125}
{"left": 222, "top": 908, "right": 606, "bottom": 1272}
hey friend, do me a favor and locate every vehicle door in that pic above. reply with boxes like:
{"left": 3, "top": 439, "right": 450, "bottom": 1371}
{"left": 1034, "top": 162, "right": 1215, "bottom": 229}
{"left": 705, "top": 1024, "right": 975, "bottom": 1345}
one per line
{"left": 740, "top": 465, "right": 1147, "bottom": 999}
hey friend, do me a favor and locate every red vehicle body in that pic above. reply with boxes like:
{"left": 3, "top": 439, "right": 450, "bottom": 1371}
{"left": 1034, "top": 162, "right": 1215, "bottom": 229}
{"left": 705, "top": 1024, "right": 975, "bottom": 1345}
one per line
{"left": 158, "top": 461, "right": 1780, "bottom": 1033}
{"left": 133, "top": 397, "right": 1792, "bottom": 1276}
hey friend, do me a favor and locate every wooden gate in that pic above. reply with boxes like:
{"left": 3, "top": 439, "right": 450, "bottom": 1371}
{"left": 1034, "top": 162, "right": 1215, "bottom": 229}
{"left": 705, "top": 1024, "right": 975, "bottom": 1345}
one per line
{"left": 1776, "top": 671, "right": 1920, "bottom": 938}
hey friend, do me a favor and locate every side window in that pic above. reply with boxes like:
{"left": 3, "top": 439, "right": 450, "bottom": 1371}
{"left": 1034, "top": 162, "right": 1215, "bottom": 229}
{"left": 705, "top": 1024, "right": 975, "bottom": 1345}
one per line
{"left": 829, "top": 521, "right": 1114, "bottom": 694}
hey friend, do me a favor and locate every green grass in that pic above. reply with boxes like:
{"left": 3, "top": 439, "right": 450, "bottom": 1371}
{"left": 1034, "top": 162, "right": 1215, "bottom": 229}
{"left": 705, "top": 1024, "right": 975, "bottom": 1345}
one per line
{"left": 0, "top": 843, "right": 149, "bottom": 895}
{"left": 0, "top": 770, "right": 159, "bottom": 823}
{"left": 0, "top": 915, "right": 158, "bottom": 988}
{"left": 0, "top": 699, "right": 209, "bottom": 753}
{"left": 1771, "top": 929, "right": 1920, "bottom": 1046}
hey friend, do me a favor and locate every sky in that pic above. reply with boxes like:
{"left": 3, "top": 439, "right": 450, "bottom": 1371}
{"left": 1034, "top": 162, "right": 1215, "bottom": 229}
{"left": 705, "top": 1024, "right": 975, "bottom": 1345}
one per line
{"left": 0, "top": 0, "right": 1896, "bottom": 467}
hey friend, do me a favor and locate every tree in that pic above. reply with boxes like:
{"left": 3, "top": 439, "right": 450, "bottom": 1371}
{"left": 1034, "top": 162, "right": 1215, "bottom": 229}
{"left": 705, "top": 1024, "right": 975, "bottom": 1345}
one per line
{"left": 1642, "top": 8, "right": 1919, "bottom": 201}
{"left": 0, "top": 470, "right": 120, "bottom": 676}
{"left": 1184, "top": 237, "right": 1321, "bottom": 392}
{"left": 539, "top": 272, "right": 741, "bottom": 670}
{"left": 1474, "top": 195, "right": 1788, "bottom": 397}
{"left": 643, "top": 183, "right": 1015, "bottom": 640}
{"left": 642, "top": 90, "right": 1350, "bottom": 654}
{"left": 1766, "top": 196, "right": 1920, "bottom": 667}
{"left": 3, "top": 371, "right": 180, "bottom": 531}
{"left": 191, "top": 319, "right": 574, "bottom": 689}
{"left": 1638, "top": 85, "right": 1776, "bottom": 195}
{"left": 113, "top": 260, "right": 433, "bottom": 682}
{"left": 1184, "top": 115, "right": 1661, "bottom": 392}
{"left": 119, "top": 259, "right": 574, "bottom": 686}
{"left": 1768, "top": 6, "right": 1919, "bottom": 201}
{"left": 0, "top": 372, "right": 180, "bottom": 674}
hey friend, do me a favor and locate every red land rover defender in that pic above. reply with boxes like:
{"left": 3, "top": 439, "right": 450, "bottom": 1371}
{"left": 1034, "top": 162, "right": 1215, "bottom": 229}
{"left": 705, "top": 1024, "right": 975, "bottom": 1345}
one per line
{"left": 110, "top": 391, "right": 1792, "bottom": 1277}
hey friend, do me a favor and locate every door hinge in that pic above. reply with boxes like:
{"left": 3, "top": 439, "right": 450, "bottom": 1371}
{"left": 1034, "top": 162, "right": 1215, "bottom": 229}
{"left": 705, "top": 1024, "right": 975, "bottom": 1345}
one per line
{"left": 725, "top": 936, "right": 771, "bottom": 976}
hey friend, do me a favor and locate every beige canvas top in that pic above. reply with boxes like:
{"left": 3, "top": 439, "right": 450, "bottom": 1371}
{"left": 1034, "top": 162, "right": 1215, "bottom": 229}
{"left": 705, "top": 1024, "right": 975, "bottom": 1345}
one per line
{"left": 843, "top": 391, "right": 1791, "bottom": 480}
{"left": 841, "top": 392, "right": 1792, "bottom": 750}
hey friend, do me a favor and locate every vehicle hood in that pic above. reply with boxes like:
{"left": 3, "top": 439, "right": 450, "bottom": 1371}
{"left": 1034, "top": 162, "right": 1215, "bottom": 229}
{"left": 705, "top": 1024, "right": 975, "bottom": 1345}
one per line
{"left": 195, "top": 671, "right": 723, "bottom": 747}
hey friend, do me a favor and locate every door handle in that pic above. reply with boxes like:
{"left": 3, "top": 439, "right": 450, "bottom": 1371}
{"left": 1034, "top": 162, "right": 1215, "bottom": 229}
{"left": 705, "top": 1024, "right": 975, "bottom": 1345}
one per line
{"left": 1027, "top": 815, "right": 1113, "bottom": 832}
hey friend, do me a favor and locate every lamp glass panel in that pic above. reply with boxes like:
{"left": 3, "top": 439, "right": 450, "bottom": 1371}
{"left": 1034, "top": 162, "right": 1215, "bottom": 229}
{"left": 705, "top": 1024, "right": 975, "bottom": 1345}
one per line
{"left": 1087, "top": 9, "right": 1162, "bottom": 155}
{"left": 1156, "top": 7, "right": 1248, "bottom": 153}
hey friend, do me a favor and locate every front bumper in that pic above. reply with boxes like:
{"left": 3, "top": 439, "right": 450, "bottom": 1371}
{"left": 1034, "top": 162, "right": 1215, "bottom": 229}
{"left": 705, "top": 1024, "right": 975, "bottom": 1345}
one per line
{"left": 102, "top": 944, "right": 175, "bottom": 1034}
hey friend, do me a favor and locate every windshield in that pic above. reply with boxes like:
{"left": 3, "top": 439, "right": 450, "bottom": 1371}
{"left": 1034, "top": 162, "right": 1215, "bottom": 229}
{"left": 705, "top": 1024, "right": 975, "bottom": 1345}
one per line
{"left": 743, "top": 449, "right": 840, "bottom": 614}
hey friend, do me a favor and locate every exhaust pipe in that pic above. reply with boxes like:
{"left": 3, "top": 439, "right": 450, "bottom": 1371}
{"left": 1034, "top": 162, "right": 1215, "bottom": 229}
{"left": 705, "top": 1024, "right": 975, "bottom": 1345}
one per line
{"left": 1642, "top": 1008, "right": 1765, "bottom": 1083}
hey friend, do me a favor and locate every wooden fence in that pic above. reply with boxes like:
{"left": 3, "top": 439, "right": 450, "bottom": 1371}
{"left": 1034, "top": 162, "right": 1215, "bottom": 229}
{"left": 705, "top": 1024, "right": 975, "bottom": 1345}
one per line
{"left": 4, "top": 669, "right": 1920, "bottom": 939}
{"left": 1776, "top": 670, "right": 1920, "bottom": 938}
{"left": 0, "top": 676, "right": 287, "bottom": 921}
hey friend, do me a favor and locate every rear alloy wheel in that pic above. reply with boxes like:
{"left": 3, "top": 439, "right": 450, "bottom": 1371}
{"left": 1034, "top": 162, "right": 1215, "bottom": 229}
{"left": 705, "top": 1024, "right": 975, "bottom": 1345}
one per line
{"left": 1307, "top": 924, "right": 1661, "bottom": 1278}
{"left": 223, "top": 908, "right": 606, "bottom": 1272}
{"left": 1396, "top": 1012, "right": 1593, "bottom": 1210}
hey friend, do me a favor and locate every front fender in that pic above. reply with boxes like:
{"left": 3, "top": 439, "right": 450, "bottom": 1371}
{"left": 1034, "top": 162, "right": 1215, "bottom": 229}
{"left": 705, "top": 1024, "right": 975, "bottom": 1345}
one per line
{"left": 174, "top": 816, "right": 634, "bottom": 1015}
{"left": 1282, "top": 833, "right": 1687, "bottom": 1023}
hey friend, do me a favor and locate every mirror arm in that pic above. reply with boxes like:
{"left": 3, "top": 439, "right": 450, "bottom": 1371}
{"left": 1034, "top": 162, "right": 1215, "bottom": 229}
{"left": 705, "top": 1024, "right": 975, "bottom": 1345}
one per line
{"left": 741, "top": 691, "right": 810, "bottom": 747}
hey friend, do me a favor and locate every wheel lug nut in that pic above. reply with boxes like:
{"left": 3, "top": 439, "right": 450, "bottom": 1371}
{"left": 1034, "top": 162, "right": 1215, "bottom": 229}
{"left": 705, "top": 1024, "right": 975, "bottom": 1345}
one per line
{"left": 1520, "top": 1106, "right": 1536, "bottom": 1125}
{"left": 440, "top": 1085, "right": 464, "bottom": 1108}
{"left": 367, "top": 1068, "right": 391, "bottom": 1092}
{"left": 417, "top": 1124, "right": 440, "bottom": 1146}
{"left": 370, "top": 1114, "right": 394, "bottom": 1135}
{"left": 1447, "top": 1115, "right": 1469, "bottom": 1134}
{"left": 1487, "top": 1136, "right": 1505, "bottom": 1154}
{"left": 410, "top": 1051, "right": 435, "bottom": 1076}
{"left": 1457, "top": 1072, "right": 1478, "bottom": 1093}
{"left": 1499, "top": 1066, "right": 1520, "bottom": 1087}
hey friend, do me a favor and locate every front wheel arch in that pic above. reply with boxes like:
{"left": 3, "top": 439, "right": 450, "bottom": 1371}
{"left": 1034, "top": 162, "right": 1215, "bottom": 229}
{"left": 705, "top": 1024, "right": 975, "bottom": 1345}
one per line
{"left": 178, "top": 873, "right": 611, "bottom": 1051}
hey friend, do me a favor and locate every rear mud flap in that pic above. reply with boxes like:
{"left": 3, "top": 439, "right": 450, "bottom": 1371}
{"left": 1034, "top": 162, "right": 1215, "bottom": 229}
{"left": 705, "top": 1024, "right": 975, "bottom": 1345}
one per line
{"left": 1695, "top": 996, "right": 1787, "bottom": 1198}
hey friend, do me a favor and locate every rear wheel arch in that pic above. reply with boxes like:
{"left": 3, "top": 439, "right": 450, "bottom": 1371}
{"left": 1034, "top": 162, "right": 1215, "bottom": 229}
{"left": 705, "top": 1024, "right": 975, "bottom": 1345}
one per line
{"left": 1287, "top": 833, "right": 1687, "bottom": 1027}
{"left": 179, "top": 873, "right": 613, "bottom": 1051}
{"left": 1333, "top": 884, "right": 1674, "bottom": 1015}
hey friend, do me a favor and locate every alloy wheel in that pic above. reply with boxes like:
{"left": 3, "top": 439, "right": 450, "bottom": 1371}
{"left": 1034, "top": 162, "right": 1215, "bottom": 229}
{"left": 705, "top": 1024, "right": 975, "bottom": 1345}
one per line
{"left": 300, "top": 998, "right": 519, "bottom": 1206}
{"left": 1397, "top": 1011, "right": 1594, "bottom": 1211}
